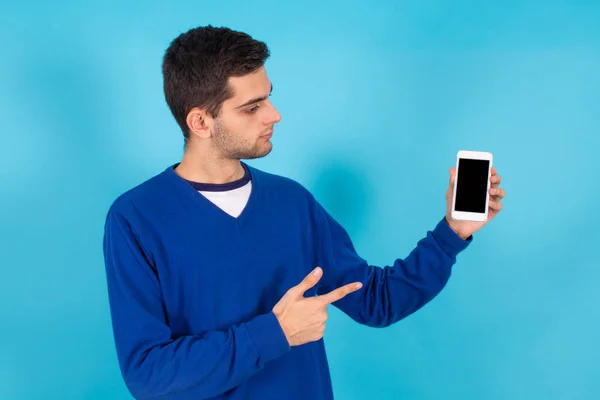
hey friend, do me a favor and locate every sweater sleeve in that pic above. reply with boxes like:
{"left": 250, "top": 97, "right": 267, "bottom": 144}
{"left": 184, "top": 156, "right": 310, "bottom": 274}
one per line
{"left": 102, "top": 207, "right": 291, "bottom": 400}
{"left": 313, "top": 201, "right": 471, "bottom": 328}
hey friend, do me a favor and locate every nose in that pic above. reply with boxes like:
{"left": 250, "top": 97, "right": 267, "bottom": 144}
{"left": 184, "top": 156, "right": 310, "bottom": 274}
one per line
{"left": 264, "top": 100, "right": 282, "bottom": 125}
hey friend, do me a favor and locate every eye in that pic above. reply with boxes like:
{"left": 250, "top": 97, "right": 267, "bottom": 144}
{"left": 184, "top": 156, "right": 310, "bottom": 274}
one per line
{"left": 245, "top": 105, "right": 260, "bottom": 114}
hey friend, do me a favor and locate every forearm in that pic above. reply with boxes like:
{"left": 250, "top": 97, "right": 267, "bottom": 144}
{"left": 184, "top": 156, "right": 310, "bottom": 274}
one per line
{"left": 316, "top": 216, "right": 470, "bottom": 328}
{"left": 116, "top": 312, "right": 289, "bottom": 400}
{"left": 360, "top": 219, "right": 465, "bottom": 326}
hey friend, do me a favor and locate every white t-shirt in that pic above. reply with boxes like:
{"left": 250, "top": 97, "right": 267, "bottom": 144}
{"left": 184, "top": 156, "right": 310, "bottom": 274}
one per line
{"left": 198, "top": 181, "right": 251, "bottom": 218}
{"left": 184, "top": 163, "right": 253, "bottom": 218}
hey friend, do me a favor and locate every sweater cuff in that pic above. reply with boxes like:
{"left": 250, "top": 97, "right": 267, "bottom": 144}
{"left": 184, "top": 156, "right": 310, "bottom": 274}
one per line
{"left": 431, "top": 217, "right": 472, "bottom": 257}
{"left": 245, "top": 311, "right": 291, "bottom": 364}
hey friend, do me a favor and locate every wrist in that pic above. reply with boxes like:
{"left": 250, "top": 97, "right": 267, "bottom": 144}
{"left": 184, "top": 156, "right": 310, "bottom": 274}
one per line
{"left": 272, "top": 309, "right": 292, "bottom": 345}
{"left": 244, "top": 312, "right": 291, "bottom": 363}
{"left": 445, "top": 217, "right": 471, "bottom": 240}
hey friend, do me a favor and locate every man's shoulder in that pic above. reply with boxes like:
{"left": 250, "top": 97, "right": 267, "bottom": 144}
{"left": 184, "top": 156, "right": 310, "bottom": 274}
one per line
{"left": 106, "top": 166, "right": 172, "bottom": 218}
{"left": 249, "top": 164, "right": 315, "bottom": 200}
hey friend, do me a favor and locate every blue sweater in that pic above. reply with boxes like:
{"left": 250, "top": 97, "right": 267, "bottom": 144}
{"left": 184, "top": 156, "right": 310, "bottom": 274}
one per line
{"left": 103, "top": 162, "right": 471, "bottom": 400}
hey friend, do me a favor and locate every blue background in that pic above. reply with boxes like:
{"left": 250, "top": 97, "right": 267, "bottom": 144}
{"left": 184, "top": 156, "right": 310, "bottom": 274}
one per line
{"left": 1, "top": 1, "right": 599, "bottom": 399}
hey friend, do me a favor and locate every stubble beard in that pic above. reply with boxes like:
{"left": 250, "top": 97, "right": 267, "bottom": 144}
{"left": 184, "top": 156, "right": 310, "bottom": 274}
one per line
{"left": 212, "top": 119, "right": 273, "bottom": 160}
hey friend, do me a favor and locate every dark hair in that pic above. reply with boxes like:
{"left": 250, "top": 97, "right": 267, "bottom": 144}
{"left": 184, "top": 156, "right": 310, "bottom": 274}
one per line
{"left": 162, "top": 25, "right": 270, "bottom": 140}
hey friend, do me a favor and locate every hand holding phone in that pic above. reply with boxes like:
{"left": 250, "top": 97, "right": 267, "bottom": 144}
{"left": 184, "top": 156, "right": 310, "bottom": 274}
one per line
{"left": 444, "top": 150, "right": 505, "bottom": 239}
{"left": 451, "top": 150, "right": 493, "bottom": 222}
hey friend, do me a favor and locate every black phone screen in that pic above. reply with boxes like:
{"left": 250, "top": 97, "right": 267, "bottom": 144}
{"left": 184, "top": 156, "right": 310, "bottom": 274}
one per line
{"left": 455, "top": 158, "right": 490, "bottom": 213}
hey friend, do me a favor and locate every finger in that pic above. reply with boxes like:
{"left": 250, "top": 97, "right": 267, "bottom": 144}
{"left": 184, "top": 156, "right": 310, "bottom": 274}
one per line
{"left": 319, "top": 281, "right": 363, "bottom": 305}
{"left": 449, "top": 167, "right": 456, "bottom": 187}
{"left": 489, "top": 200, "right": 503, "bottom": 211}
{"left": 491, "top": 173, "right": 502, "bottom": 186}
{"left": 489, "top": 187, "right": 505, "bottom": 199}
{"left": 293, "top": 267, "right": 323, "bottom": 297}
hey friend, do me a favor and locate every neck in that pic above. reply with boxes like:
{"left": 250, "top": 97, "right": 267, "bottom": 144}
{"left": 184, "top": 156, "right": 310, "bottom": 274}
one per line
{"left": 174, "top": 145, "right": 245, "bottom": 184}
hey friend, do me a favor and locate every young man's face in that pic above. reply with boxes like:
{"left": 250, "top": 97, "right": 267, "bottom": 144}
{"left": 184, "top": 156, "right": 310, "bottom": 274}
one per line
{"left": 211, "top": 66, "right": 281, "bottom": 160}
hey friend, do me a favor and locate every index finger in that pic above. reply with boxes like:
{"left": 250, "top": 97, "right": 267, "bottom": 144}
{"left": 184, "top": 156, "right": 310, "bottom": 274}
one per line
{"left": 319, "top": 281, "right": 363, "bottom": 305}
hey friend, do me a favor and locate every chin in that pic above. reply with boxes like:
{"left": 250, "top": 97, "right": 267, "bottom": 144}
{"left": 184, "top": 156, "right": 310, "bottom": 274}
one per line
{"left": 237, "top": 144, "right": 273, "bottom": 160}
{"left": 253, "top": 148, "right": 273, "bottom": 159}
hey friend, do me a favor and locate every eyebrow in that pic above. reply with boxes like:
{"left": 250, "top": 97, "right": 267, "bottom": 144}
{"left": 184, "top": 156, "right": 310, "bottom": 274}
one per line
{"left": 235, "top": 83, "right": 273, "bottom": 109}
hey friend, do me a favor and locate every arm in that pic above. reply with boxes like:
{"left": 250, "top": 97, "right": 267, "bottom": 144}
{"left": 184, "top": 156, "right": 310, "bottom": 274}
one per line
{"left": 313, "top": 201, "right": 471, "bottom": 328}
{"left": 103, "top": 209, "right": 290, "bottom": 400}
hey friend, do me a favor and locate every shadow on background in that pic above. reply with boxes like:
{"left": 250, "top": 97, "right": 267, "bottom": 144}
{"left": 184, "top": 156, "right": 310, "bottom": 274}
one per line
{"left": 308, "top": 157, "right": 374, "bottom": 243}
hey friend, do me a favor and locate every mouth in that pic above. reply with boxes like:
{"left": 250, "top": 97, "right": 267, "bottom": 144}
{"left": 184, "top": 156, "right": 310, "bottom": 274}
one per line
{"left": 261, "top": 129, "right": 274, "bottom": 138}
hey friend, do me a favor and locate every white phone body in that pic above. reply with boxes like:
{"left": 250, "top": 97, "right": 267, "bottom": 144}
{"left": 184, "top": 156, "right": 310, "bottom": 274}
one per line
{"left": 451, "top": 150, "right": 493, "bottom": 222}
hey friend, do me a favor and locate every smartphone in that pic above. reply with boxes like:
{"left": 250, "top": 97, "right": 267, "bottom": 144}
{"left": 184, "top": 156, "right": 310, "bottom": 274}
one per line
{"left": 451, "top": 150, "right": 493, "bottom": 222}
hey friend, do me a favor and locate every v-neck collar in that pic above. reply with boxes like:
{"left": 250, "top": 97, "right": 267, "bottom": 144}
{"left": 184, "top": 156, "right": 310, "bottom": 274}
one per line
{"left": 183, "top": 163, "right": 251, "bottom": 192}
{"left": 162, "top": 161, "right": 261, "bottom": 226}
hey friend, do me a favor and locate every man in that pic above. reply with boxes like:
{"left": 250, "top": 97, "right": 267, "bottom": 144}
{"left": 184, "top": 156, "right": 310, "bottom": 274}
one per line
{"left": 103, "top": 25, "right": 505, "bottom": 400}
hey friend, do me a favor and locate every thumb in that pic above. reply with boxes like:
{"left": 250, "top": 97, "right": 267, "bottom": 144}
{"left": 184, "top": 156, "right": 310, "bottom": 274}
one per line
{"left": 449, "top": 167, "right": 456, "bottom": 187}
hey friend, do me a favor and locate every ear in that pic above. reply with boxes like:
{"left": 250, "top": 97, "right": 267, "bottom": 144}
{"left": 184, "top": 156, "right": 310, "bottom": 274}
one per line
{"left": 186, "top": 107, "right": 213, "bottom": 140}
